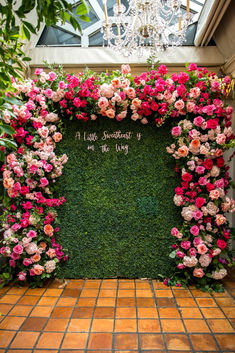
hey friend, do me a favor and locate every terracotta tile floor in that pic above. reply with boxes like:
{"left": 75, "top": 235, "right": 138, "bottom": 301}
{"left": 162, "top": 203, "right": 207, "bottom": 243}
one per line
{"left": 0, "top": 276, "right": 234, "bottom": 352}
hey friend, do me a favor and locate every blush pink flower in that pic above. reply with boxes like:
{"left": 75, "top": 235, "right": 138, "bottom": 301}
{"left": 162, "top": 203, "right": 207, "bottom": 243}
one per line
{"left": 13, "top": 244, "right": 23, "bottom": 254}
{"left": 40, "top": 177, "right": 49, "bottom": 188}
{"left": 193, "top": 268, "right": 205, "bottom": 278}
{"left": 171, "top": 126, "right": 181, "bottom": 137}
{"left": 197, "top": 243, "right": 208, "bottom": 255}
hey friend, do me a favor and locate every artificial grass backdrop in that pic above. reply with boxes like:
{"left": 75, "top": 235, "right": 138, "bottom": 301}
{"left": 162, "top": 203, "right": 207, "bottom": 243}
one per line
{"left": 56, "top": 117, "right": 181, "bottom": 278}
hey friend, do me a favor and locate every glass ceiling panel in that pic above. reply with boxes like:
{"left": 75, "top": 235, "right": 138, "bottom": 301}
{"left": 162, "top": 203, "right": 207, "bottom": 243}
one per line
{"left": 37, "top": 0, "right": 205, "bottom": 47}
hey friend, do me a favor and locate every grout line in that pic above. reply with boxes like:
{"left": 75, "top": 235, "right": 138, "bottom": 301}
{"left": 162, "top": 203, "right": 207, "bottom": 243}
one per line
{"left": 57, "top": 279, "right": 86, "bottom": 353}
{"left": 84, "top": 279, "right": 103, "bottom": 352}
{"left": 151, "top": 280, "right": 169, "bottom": 352}
{"left": 111, "top": 279, "right": 119, "bottom": 353}
{"left": 30, "top": 281, "right": 67, "bottom": 353}
{"left": 170, "top": 287, "right": 196, "bottom": 353}
{"left": 187, "top": 286, "right": 223, "bottom": 353}
{"left": 134, "top": 279, "right": 141, "bottom": 352}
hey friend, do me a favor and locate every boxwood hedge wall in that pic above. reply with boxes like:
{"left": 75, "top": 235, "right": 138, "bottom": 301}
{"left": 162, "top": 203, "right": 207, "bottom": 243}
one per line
{"left": 56, "top": 117, "right": 181, "bottom": 278}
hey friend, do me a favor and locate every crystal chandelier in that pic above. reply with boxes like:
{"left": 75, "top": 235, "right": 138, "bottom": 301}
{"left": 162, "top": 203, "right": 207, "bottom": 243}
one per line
{"left": 102, "top": 0, "right": 193, "bottom": 57}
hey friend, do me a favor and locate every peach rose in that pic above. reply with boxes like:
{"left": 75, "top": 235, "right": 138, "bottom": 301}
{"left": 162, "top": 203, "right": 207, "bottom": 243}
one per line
{"left": 33, "top": 264, "right": 44, "bottom": 275}
{"left": 190, "top": 139, "right": 200, "bottom": 149}
{"left": 31, "top": 254, "right": 41, "bottom": 263}
{"left": 53, "top": 132, "right": 62, "bottom": 143}
{"left": 193, "top": 268, "right": 205, "bottom": 278}
{"left": 46, "top": 248, "right": 56, "bottom": 258}
{"left": 178, "top": 145, "right": 189, "bottom": 157}
{"left": 3, "top": 178, "right": 14, "bottom": 189}
{"left": 215, "top": 214, "right": 226, "bottom": 226}
{"left": 44, "top": 224, "right": 54, "bottom": 237}
{"left": 111, "top": 78, "right": 121, "bottom": 88}
{"left": 131, "top": 98, "right": 142, "bottom": 107}
{"left": 106, "top": 109, "right": 115, "bottom": 119}
{"left": 39, "top": 242, "right": 47, "bottom": 250}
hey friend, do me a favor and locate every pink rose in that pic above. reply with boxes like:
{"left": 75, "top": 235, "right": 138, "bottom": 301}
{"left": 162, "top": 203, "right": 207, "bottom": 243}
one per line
{"left": 189, "top": 248, "right": 197, "bottom": 257}
{"left": 193, "top": 237, "right": 203, "bottom": 247}
{"left": 195, "top": 197, "right": 205, "bottom": 208}
{"left": 34, "top": 68, "right": 43, "bottom": 75}
{"left": 106, "top": 109, "right": 115, "bottom": 119}
{"left": 12, "top": 223, "right": 21, "bottom": 231}
{"left": 27, "top": 230, "right": 37, "bottom": 238}
{"left": 174, "top": 100, "right": 184, "bottom": 110}
{"left": 18, "top": 272, "right": 26, "bottom": 281}
{"left": 216, "top": 134, "right": 226, "bottom": 145}
{"left": 23, "top": 258, "right": 33, "bottom": 266}
{"left": 193, "top": 268, "right": 205, "bottom": 278}
{"left": 171, "top": 126, "right": 181, "bottom": 137}
{"left": 171, "top": 227, "right": 179, "bottom": 236}
{"left": 40, "top": 177, "right": 49, "bottom": 188}
{"left": 48, "top": 71, "right": 57, "bottom": 81}
{"left": 193, "top": 116, "right": 204, "bottom": 127}
{"left": 13, "top": 244, "right": 23, "bottom": 254}
{"left": 177, "top": 264, "right": 186, "bottom": 269}
{"left": 197, "top": 243, "right": 208, "bottom": 255}
{"left": 196, "top": 166, "right": 205, "bottom": 174}
{"left": 198, "top": 177, "right": 207, "bottom": 186}
{"left": 121, "top": 64, "right": 131, "bottom": 75}
{"left": 190, "top": 225, "right": 199, "bottom": 236}
{"left": 186, "top": 101, "right": 195, "bottom": 112}
{"left": 193, "top": 210, "right": 203, "bottom": 220}
{"left": 38, "top": 126, "right": 49, "bottom": 139}
{"left": 98, "top": 97, "right": 109, "bottom": 109}
{"left": 181, "top": 241, "right": 191, "bottom": 250}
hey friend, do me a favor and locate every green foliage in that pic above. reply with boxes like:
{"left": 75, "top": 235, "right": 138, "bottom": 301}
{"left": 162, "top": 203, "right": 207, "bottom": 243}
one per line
{"left": 0, "top": 0, "right": 90, "bottom": 89}
{"left": 55, "top": 117, "right": 181, "bottom": 278}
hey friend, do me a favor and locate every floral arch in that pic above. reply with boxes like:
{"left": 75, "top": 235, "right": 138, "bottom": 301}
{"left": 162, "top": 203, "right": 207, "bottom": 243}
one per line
{"left": 0, "top": 63, "right": 234, "bottom": 290}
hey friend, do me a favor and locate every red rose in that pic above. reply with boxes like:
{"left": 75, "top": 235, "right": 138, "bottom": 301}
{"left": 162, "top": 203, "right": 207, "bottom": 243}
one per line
{"left": 207, "top": 118, "right": 219, "bottom": 129}
{"left": 206, "top": 183, "right": 215, "bottom": 192}
{"left": 182, "top": 173, "right": 193, "bottom": 182}
{"left": 217, "top": 239, "right": 227, "bottom": 250}
{"left": 203, "top": 159, "right": 213, "bottom": 170}
{"left": 217, "top": 157, "right": 225, "bottom": 167}
{"left": 195, "top": 197, "right": 205, "bottom": 208}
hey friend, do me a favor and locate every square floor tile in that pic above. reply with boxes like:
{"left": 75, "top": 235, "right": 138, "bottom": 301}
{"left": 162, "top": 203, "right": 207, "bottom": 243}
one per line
{"left": 138, "top": 319, "right": 161, "bottom": 332}
{"left": 116, "top": 307, "right": 136, "bottom": 318}
{"left": 83, "top": 280, "right": 101, "bottom": 289}
{"left": 80, "top": 289, "right": 99, "bottom": 297}
{"left": 18, "top": 295, "right": 39, "bottom": 305}
{"left": 176, "top": 298, "right": 197, "bottom": 307}
{"left": 44, "top": 318, "right": 69, "bottom": 331}
{"left": 87, "top": 333, "right": 113, "bottom": 349}
{"left": 201, "top": 308, "right": 225, "bottom": 319}
{"left": 184, "top": 319, "right": 210, "bottom": 332}
{"left": 165, "top": 334, "right": 191, "bottom": 350}
{"left": 67, "top": 318, "right": 91, "bottom": 332}
{"left": 26, "top": 288, "right": 46, "bottom": 296}
{"left": 180, "top": 307, "right": 202, "bottom": 318}
{"left": 191, "top": 289, "right": 212, "bottom": 297}
{"left": 117, "top": 298, "right": 136, "bottom": 306}
{"left": 76, "top": 298, "right": 96, "bottom": 307}
{"left": 114, "top": 333, "right": 138, "bottom": 349}
{"left": 91, "top": 319, "right": 114, "bottom": 332}
{"left": 155, "top": 290, "right": 173, "bottom": 297}
{"left": 189, "top": 334, "right": 218, "bottom": 351}
{"left": 161, "top": 319, "right": 185, "bottom": 332}
{"left": 30, "top": 306, "right": 53, "bottom": 317}
{"left": 43, "top": 289, "right": 63, "bottom": 296}
{"left": 215, "top": 298, "right": 235, "bottom": 307}
{"left": 196, "top": 298, "right": 217, "bottom": 307}
{"left": 140, "top": 333, "right": 165, "bottom": 349}
{"left": 173, "top": 289, "right": 192, "bottom": 297}
{"left": 136, "top": 290, "right": 153, "bottom": 298}
{"left": 215, "top": 334, "right": 235, "bottom": 351}
{"left": 118, "top": 282, "right": 135, "bottom": 289}
{"left": 115, "top": 319, "right": 137, "bottom": 332}
{"left": 138, "top": 308, "right": 158, "bottom": 318}
{"left": 36, "top": 332, "right": 63, "bottom": 349}
{"left": 100, "top": 281, "right": 117, "bottom": 289}
{"left": 0, "top": 295, "right": 21, "bottom": 304}
{"left": 57, "top": 298, "right": 77, "bottom": 306}
{"left": 62, "top": 288, "right": 81, "bottom": 297}
{"left": 38, "top": 296, "right": 58, "bottom": 306}
{"left": 135, "top": 281, "right": 151, "bottom": 289}
{"left": 10, "top": 331, "right": 40, "bottom": 349}
{"left": 9, "top": 305, "right": 32, "bottom": 317}
{"left": 118, "top": 290, "right": 135, "bottom": 297}
{"left": 0, "top": 304, "right": 13, "bottom": 315}
{"left": 222, "top": 307, "right": 235, "bottom": 318}
{"left": 51, "top": 306, "right": 73, "bottom": 318}
{"left": 159, "top": 307, "right": 181, "bottom": 318}
{"left": 94, "top": 307, "right": 115, "bottom": 318}
{"left": 207, "top": 319, "right": 234, "bottom": 332}
{"left": 72, "top": 307, "right": 94, "bottom": 318}
{"left": 0, "top": 331, "right": 16, "bottom": 348}
{"left": 0, "top": 316, "right": 25, "bottom": 330}
{"left": 61, "top": 333, "right": 88, "bottom": 349}
{"left": 157, "top": 298, "right": 176, "bottom": 306}
{"left": 7, "top": 288, "right": 28, "bottom": 295}
{"left": 137, "top": 298, "right": 155, "bottom": 307}
{"left": 96, "top": 298, "right": 115, "bottom": 307}
{"left": 66, "top": 280, "right": 84, "bottom": 289}
{"left": 21, "top": 317, "right": 47, "bottom": 331}
{"left": 99, "top": 289, "right": 117, "bottom": 297}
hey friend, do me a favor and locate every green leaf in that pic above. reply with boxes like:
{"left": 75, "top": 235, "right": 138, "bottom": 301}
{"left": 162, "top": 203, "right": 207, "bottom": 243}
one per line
{"left": 0, "top": 138, "right": 17, "bottom": 149}
{"left": 79, "top": 15, "right": 90, "bottom": 22}
{"left": 22, "top": 56, "right": 31, "bottom": 61}
{"left": 169, "top": 250, "right": 176, "bottom": 259}
{"left": 22, "top": 20, "right": 36, "bottom": 34}
{"left": 0, "top": 150, "right": 4, "bottom": 162}
{"left": 76, "top": 1, "right": 90, "bottom": 15}
{"left": 0, "top": 124, "right": 15, "bottom": 135}
{"left": 3, "top": 96, "right": 23, "bottom": 106}
{"left": 0, "top": 71, "right": 10, "bottom": 82}
{"left": 21, "top": 25, "right": 30, "bottom": 40}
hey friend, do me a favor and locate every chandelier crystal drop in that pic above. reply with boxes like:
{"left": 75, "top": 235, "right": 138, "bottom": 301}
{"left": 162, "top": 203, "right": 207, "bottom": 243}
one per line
{"left": 102, "top": 0, "right": 193, "bottom": 57}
